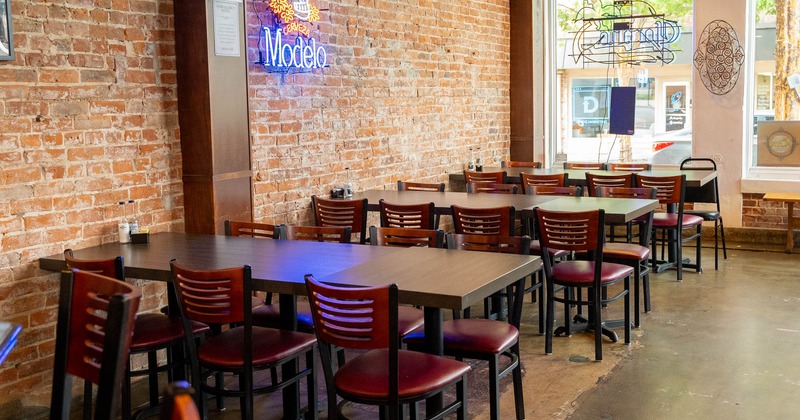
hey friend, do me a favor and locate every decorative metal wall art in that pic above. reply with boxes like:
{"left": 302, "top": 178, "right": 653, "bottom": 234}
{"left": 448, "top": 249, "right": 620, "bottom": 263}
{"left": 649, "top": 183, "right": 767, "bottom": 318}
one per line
{"left": 569, "top": 0, "right": 681, "bottom": 67}
{"left": 693, "top": 20, "right": 745, "bottom": 95}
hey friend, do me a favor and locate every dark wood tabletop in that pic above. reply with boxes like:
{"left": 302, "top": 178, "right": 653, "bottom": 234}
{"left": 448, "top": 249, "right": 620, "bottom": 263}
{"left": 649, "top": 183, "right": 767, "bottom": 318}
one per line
{"left": 449, "top": 167, "right": 717, "bottom": 187}
{"left": 39, "top": 232, "right": 540, "bottom": 311}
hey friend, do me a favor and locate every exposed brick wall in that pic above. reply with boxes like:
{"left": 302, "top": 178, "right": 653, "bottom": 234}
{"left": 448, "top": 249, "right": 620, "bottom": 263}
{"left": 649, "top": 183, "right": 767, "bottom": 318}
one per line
{"left": 247, "top": 0, "right": 512, "bottom": 224}
{"left": 0, "top": 0, "right": 182, "bottom": 411}
{"left": 742, "top": 193, "right": 800, "bottom": 228}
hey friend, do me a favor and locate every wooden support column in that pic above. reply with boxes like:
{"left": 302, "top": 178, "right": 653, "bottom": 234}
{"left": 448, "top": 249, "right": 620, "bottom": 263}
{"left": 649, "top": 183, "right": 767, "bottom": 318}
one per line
{"left": 173, "top": 0, "right": 253, "bottom": 234}
{"left": 510, "top": 1, "right": 536, "bottom": 162}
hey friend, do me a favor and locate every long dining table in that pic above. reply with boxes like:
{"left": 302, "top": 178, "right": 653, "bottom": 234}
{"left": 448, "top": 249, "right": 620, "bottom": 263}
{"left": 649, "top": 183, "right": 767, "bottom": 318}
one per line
{"left": 39, "top": 231, "right": 541, "bottom": 418}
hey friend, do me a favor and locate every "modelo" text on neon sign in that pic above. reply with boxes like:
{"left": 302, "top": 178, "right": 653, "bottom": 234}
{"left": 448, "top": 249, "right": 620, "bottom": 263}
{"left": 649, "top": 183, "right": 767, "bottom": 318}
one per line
{"left": 260, "top": 26, "right": 327, "bottom": 70}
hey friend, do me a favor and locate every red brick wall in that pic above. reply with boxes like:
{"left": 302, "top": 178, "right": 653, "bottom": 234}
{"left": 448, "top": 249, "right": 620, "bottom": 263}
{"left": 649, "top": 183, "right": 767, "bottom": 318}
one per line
{"left": 742, "top": 193, "right": 800, "bottom": 228}
{"left": 0, "top": 0, "right": 182, "bottom": 411}
{"left": 247, "top": 1, "right": 512, "bottom": 224}
{"left": 0, "top": 0, "right": 511, "bottom": 413}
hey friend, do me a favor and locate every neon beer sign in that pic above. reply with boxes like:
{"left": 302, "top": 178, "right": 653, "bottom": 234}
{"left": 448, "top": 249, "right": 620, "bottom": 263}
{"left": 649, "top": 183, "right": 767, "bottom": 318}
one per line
{"left": 259, "top": 0, "right": 328, "bottom": 71}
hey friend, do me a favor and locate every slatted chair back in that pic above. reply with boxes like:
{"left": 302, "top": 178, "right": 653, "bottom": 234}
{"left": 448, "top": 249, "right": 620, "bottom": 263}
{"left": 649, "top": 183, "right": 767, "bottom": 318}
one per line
{"left": 224, "top": 220, "right": 281, "bottom": 239}
{"left": 466, "top": 182, "right": 518, "bottom": 194}
{"left": 281, "top": 225, "right": 352, "bottom": 243}
{"left": 463, "top": 170, "right": 507, "bottom": 185}
{"left": 379, "top": 199, "right": 436, "bottom": 229}
{"left": 51, "top": 269, "right": 140, "bottom": 420}
{"left": 526, "top": 185, "right": 583, "bottom": 197}
{"left": 369, "top": 226, "right": 444, "bottom": 248}
{"left": 609, "top": 162, "right": 651, "bottom": 171}
{"left": 451, "top": 204, "right": 516, "bottom": 236}
{"left": 586, "top": 172, "right": 634, "bottom": 196}
{"left": 534, "top": 209, "right": 604, "bottom": 256}
{"left": 635, "top": 174, "right": 686, "bottom": 206}
{"left": 396, "top": 180, "right": 445, "bottom": 192}
{"left": 520, "top": 172, "right": 568, "bottom": 188}
{"left": 311, "top": 195, "right": 369, "bottom": 244}
{"left": 63, "top": 249, "right": 124, "bottom": 280}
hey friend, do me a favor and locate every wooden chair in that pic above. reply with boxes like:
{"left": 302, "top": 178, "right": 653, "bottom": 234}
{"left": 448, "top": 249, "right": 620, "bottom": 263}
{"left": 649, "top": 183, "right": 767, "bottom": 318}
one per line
{"left": 397, "top": 180, "right": 445, "bottom": 192}
{"left": 311, "top": 195, "right": 369, "bottom": 244}
{"left": 520, "top": 172, "right": 568, "bottom": 189}
{"left": 586, "top": 172, "right": 635, "bottom": 241}
{"left": 501, "top": 160, "right": 542, "bottom": 168}
{"left": 609, "top": 162, "right": 652, "bottom": 172}
{"left": 466, "top": 182, "right": 518, "bottom": 194}
{"left": 564, "top": 162, "right": 608, "bottom": 170}
{"left": 596, "top": 187, "right": 657, "bottom": 327}
{"left": 159, "top": 381, "right": 200, "bottom": 420}
{"left": 405, "top": 234, "right": 530, "bottom": 420}
{"left": 463, "top": 170, "right": 507, "bottom": 185}
{"left": 63, "top": 250, "right": 209, "bottom": 420}
{"left": 680, "top": 157, "right": 727, "bottom": 269}
{"left": 224, "top": 220, "right": 281, "bottom": 239}
{"left": 396, "top": 181, "right": 444, "bottom": 227}
{"left": 586, "top": 172, "right": 634, "bottom": 195}
{"left": 451, "top": 204, "right": 516, "bottom": 236}
{"left": 636, "top": 174, "right": 703, "bottom": 281}
{"left": 281, "top": 224, "right": 352, "bottom": 243}
{"left": 369, "top": 226, "right": 444, "bottom": 248}
{"left": 170, "top": 261, "right": 318, "bottom": 420}
{"left": 225, "top": 221, "right": 312, "bottom": 335}
{"left": 379, "top": 199, "right": 436, "bottom": 229}
{"left": 305, "top": 275, "right": 470, "bottom": 420}
{"left": 50, "top": 269, "right": 141, "bottom": 420}
{"left": 534, "top": 208, "right": 632, "bottom": 361}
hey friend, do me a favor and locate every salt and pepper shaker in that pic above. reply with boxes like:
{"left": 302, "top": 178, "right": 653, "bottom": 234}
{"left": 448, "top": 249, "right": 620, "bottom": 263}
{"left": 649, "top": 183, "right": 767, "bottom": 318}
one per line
{"left": 475, "top": 147, "right": 483, "bottom": 172}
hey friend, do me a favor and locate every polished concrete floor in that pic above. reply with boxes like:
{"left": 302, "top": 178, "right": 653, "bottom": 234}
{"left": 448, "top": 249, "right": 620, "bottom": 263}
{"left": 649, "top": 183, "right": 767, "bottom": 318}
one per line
{"left": 54, "top": 244, "right": 800, "bottom": 419}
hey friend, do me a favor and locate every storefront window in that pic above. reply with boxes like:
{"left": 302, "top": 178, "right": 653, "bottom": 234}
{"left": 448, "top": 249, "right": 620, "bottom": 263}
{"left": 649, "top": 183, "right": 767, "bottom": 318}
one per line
{"left": 747, "top": 0, "right": 800, "bottom": 172}
{"left": 554, "top": 0, "right": 693, "bottom": 165}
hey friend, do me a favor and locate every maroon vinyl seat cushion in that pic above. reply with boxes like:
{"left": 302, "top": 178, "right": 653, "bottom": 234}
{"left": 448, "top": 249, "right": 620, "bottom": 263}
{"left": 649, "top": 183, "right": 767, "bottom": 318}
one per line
{"left": 334, "top": 348, "right": 470, "bottom": 401}
{"left": 652, "top": 213, "right": 704, "bottom": 228}
{"left": 198, "top": 326, "right": 316, "bottom": 368}
{"left": 403, "top": 318, "right": 518, "bottom": 354}
{"left": 131, "top": 313, "right": 209, "bottom": 350}
{"left": 551, "top": 260, "right": 633, "bottom": 286}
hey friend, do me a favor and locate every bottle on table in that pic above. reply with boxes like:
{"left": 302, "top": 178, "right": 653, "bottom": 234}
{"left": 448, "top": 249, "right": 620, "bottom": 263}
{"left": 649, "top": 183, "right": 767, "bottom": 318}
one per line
{"left": 475, "top": 147, "right": 483, "bottom": 172}
{"left": 128, "top": 200, "right": 139, "bottom": 234}
{"left": 344, "top": 167, "right": 353, "bottom": 198}
{"left": 118, "top": 201, "right": 130, "bottom": 243}
{"left": 468, "top": 148, "right": 475, "bottom": 170}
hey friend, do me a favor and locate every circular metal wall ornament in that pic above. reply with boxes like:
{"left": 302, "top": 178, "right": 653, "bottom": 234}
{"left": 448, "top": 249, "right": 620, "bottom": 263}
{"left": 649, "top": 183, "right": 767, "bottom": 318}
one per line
{"left": 766, "top": 128, "right": 797, "bottom": 159}
{"left": 693, "top": 20, "right": 745, "bottom": 95}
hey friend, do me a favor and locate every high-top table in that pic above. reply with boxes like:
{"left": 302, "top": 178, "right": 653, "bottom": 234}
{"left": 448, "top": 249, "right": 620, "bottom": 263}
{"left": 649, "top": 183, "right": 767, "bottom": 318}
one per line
{"left": 449, "top": 166, "right": 717, "bottom": 188}
{"left": 40, "top": 232, "right": 541, "bottom": 418}
{"left": 351, "top": 189, "right": 658, "bottom": 224}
